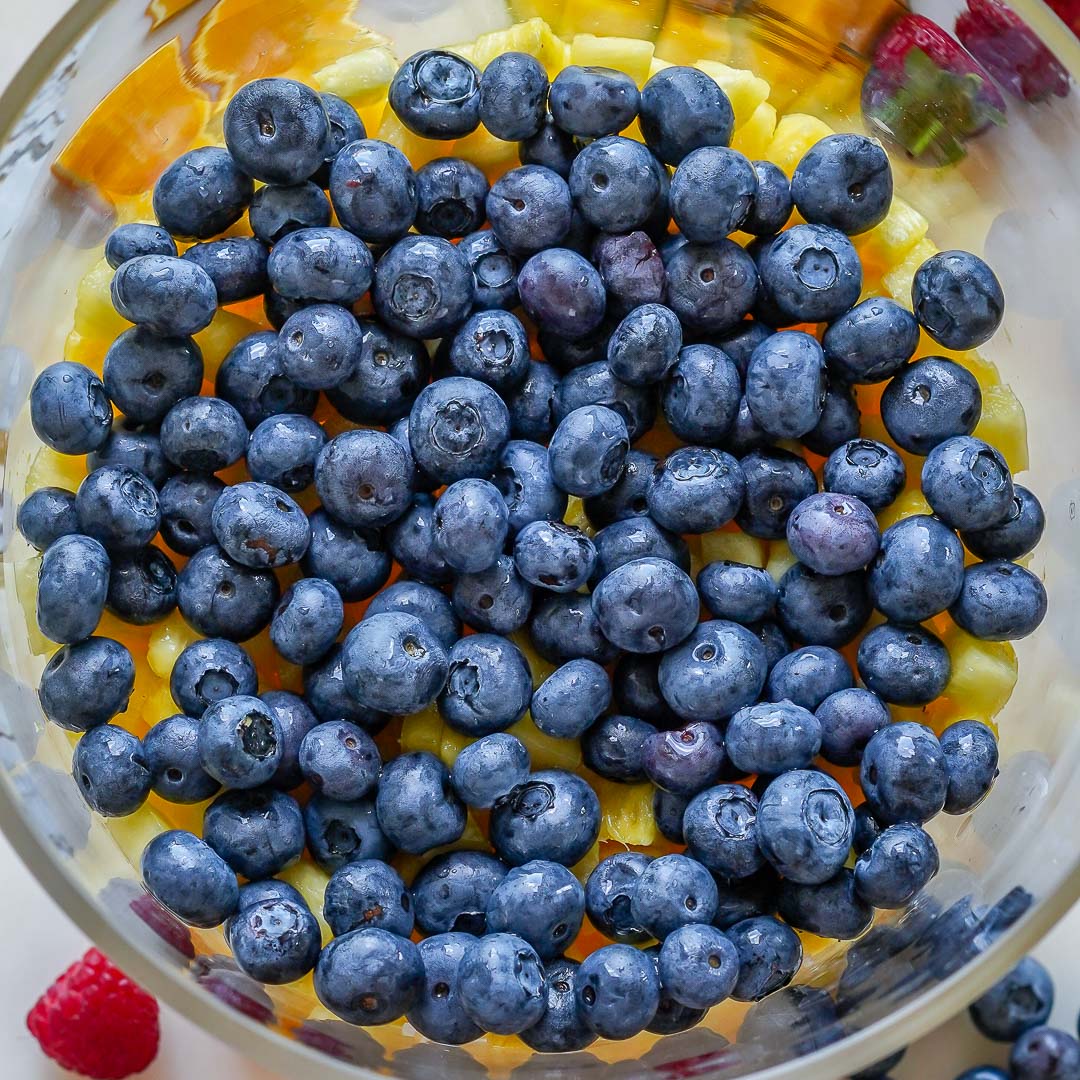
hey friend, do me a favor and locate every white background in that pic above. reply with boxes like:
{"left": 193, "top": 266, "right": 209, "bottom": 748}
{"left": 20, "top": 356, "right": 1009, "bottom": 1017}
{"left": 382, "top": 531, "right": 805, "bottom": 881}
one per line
{"left": 1, "top": 4, "right": 1078, "bottom": 1077}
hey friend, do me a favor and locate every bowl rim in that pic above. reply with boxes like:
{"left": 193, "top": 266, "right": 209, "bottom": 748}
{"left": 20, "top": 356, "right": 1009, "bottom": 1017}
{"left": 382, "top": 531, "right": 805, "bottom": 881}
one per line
{"left": 2, "top": 1, "right": 1080, "bottom": 1078}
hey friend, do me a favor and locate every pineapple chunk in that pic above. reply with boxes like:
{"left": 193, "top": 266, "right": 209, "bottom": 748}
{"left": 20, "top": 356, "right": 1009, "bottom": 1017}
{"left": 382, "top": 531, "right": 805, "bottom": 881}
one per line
{"left": 856, "top": 197, "right": 929, "bottom": 271}
{"left": 109, "top": 804, "right": 173, "bottom": 868}
{"left": 594, "top": 778, "right": 657, "bottom": 846}
{"left": 509, "top": 629, "right": 557, "bottom": 687}
{"left": 766, "top": 114, "right": 834, "bottom": 176}
{"left": 439, "top": 725, "right": 474, "bottom": 768}
{"left": 937, "top": 626, "right": 1018, "bottom": 721}
{"left": 147, "top": 612, "right": 201, "bottom": 680}
{"left": 877, "top": 488, "right": 933, "bottom": 533}
{"left": 73, "top": 258, "right": 129, "bottom": 348}
{"left": 974, "top": 384, "right": 1029, "bottom": 473}
{"left": 648, "top": 56, "right": 674, "bottom": 79}
{"left": 508, "top": 714, "right": 582, "bottom": 770}
{"left": 766, "top": 540, "right": 798, "bottom": 582}
{"left": 453, "top": 124, "right": 519, "bottom": 175}
{"left": 695, "top": 60, "right": 770, "bottom": 130}
{"left": 313, "top": 45, "right": 398, "bottom": 105}
{"left": 24, "top": 446, "right": 87, "bottom": 497}
{"left": 194, "top": 309, "right": 262, "bottom": 379}
{"left": 457, "top": 18, "right": 568, "bottom": 73}
{"left": 11, "top": 558, "right": 53, "bottom": 656}
{"left": 701, "top": 530, "right": 768, "bottom": 569}
{"left": 376, "top": 111, "right": 447, "bottom": 170}
{"left": 563, "top": 496, "right": 595, "bottom": 538}
{"left": 280, "top": 860, "right": 334, "bottom": 943}
{"left": 939, "top": 346, "right": 1000, "bottom": 391}
{"left": 400, "top": 705, "right": 443, "bottom": 756}
{"left": 882, "top": 238, "right": 938, "bottom": 305}
{"left": 572, "top": 35, "right": 655, "bottom": 85}
{"left": 731, "top": 101, "right": 777, "bottom": 161}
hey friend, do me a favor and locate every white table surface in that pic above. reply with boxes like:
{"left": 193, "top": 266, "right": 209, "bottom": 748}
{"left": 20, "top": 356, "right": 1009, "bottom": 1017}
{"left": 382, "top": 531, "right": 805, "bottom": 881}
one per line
{"left": 2, "top": 5, "right": 1079, "bottom": 1078}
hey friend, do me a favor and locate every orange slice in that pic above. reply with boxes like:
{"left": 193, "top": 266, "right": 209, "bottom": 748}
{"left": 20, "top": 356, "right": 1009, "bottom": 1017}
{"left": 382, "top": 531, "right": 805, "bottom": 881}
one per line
{"left": 145, "top": 0, "right": 199, "bottom": 30}
{"left": 190, "top": 0, "right": 390, "bottom": 95}
{"left": 52, "top": 39, "right": 211, "bottom": 199}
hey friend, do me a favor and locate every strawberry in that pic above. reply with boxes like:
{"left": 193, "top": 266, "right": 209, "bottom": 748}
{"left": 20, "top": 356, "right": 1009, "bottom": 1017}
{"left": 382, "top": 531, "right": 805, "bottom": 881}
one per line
{"left": 1045, "top": 0, "right": 1080, "bottom": 37}
{"left": 956, "top": 0, "right": 1070, "bottom": 103}
{"left": 862, "top": 13, "right": 1006, "bottom": 166}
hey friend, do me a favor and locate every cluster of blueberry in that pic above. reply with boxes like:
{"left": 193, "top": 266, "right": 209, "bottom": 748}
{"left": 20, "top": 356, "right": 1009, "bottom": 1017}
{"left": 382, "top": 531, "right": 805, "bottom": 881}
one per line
{"left": 19, "top": 49, "right": 1047, "bottom": 1050}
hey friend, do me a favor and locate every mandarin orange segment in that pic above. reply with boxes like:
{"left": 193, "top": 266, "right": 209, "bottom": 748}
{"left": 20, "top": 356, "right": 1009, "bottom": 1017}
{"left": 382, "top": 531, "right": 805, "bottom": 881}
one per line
{"left": 145, "top": 0, "right": 199, "bottom": 30}
{"left": 53, "top": 39, "right": 211, "bottom": 199}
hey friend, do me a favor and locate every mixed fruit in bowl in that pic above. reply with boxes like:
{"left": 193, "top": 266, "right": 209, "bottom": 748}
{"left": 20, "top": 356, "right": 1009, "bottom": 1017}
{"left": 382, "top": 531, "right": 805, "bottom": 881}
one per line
{"left": 7, "top": 0, "right": 1049, "bottom": 1066}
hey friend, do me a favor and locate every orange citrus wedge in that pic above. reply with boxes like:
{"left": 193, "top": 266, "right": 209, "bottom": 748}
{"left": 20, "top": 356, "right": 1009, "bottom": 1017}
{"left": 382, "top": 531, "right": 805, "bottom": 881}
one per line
{"left": 145, "top": 0, "right": 199, "bottom": 30}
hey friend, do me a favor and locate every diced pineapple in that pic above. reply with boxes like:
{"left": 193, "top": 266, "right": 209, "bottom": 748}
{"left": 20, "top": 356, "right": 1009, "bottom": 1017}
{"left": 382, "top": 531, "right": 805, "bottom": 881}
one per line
{"left": 882, "top": 238, "right": 938, "bottom": 305}
{"left": 509, "top": 629, "right": 557, "bottom": 687}
{"left": 24, "top": 446, "right": 87, "bottom": 497}
{"left": 313, "top": 45, "right": 398, "bottom": 105}
{"left": 856, "top": 197, "right": 929, "bottom": 272}
{"left": 731, "top": 100, "right": 777, "bottom": 161}
{"left": 700, "top": 530, "right": 768, "bottom": 569}
{"left": 457, "top": 18, "right": 568, "bottom": 73}
{"left": 974, "top": 384, "right": 1029, "bottom": 473}
{"left": 508, "top": 714, "right": 582, "bottom": 770}
{"left": 563, "top": 496, "right": 595, "bottom": 538}
{"left": 572, "top": 35, "right": 655, "bottom": 85}
{"left": 695, "top": 60, "right": 770, "bottom": 130}
{"left": 648, "top": 56, "right": 673, "bottom": 79}
{"left": 376, "top": 111, "right": 448, "bottom": 170}
{"left": 766, "top": 539, "right": 798, "bottom": 582}
{"left": 109, "top": 804, "right": 172, "bottom": 867}
{"left": 11, "top": 558, "right": 53, "bottom": 656}
{"left": 453, "top": 124, "right": 519, "bottom": 175}
{"left": 877, "top": 488, "right": 933, "bottom": 532}
{"left": 280, "top": 859, "right": 334, "bottom": 943}
{"left": 73, "top": 258, "right": 129, "bottom": 347}
{"left": 147, "top": 612, "right": 201, "bottom": 680}
{"left": 400, "top": 705, "right": 443, "bottom": 756}
{"left": 938, "top": 345, "right": 1000, "bottom": 390}
{"left": 594, "top": 778, "right": 657, "bottom": 846}
{"left": 766, "top": 114, "right": 834, "bottom": 176}
{"left": 939, "top": 625, "right": 1018, "bottom": 720}
{"left": 439, "top": 725, "right": 474, "bottom": 768}
{"left": 194, "top": 309, "right": 262, "bottom": 378}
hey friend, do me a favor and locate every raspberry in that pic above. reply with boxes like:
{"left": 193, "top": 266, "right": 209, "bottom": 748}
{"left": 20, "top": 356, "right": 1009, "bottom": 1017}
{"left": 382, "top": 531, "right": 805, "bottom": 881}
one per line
{"left": 27, "top": 948, "right": 159, "bottom": 1079}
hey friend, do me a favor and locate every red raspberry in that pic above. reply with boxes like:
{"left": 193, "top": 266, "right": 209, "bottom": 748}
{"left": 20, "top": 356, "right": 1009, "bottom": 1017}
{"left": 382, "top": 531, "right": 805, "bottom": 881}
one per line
{"left": 27, "top": 948, "right": 160, "bottom": 1079}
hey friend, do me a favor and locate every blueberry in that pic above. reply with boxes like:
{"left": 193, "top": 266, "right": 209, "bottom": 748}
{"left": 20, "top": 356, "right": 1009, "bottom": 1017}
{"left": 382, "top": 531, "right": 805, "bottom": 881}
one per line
{"left": 642, "top": 722, "right": 727, "bottom": 796}
{"left": 710, "top": 319, "right": 772, "bottom": 378}
{"left": 552, "top": 359, "right": 657, "bottom": 442}
{"left": 383, "top": 496, "right": 448, "bottom": 587}
{"left": 102, "top": 328, "right": 203, "bottom": 426}
{"left": 315, "top": 92, "right": 366, "bottom": 186}
{"left": 970, "top": 957, "right": 1054, "bottom": 1042}
{"left": 493, "top": 440, "right": 568, "bottom": 535}
{"left": 452, "top": 556, "right": 533, "bottom": 635}
{"left": 267, "top": 226, "right": 373, "bottom": 305}
{"left": 583, "top": 449, "right": 657, "bottom": 530}
{"left": 72, "top": 724, "right": 150, "bottom": 817}
{"left": 549, "top": 64, "right": 639, "bottom": 138}
{"left": 815, "top": 688, "right": 890, "bottom": 767}
{"left": 509, "top": 521, "right": 592, "bottom": 594}
{"left": 456, "top": 230, "right": 518, "bottom": 311}
{"left": 169, "top": 637, "right": 257, "bottom": 718}
{"left": 824, "top": 438, "right": 906, "bottom": 511}
{"left": 376, "top": 751, "right": 465, "bottom": 855}
{"left": 860, "top": 721, "right": 948, "bottom": 825}
{"left": 276, "top": 304, "right": 361, "bottom": 391}
{"left": 73, "top": 465, "right": 159, "bottom": 553}
{"left": 183, "top": 237, "right": 268, "bottom": 304}
{"left": 490, "top": 769, "right": 600, "bottom": 867}
{"left": 408, "top": 157, "right": 487, "bottom": 238}
{"left": 852, "top": 803, "right": 882, "bottom": 856}
{"left": 29, "top": 362, "right": 112, "bottom": 455}
{"left": 583, "top": 714, "right": 657, "bottom": 783}
{"left": 745, "top": 330, "right": 828, "bottom": 440}
{"left": 406, "top": 933, "right": 483, "bottom": 1045}
{"left": 683, "top": 784, "right": 764, "bottom": 879}
{"left": 429, "top": 479, "right": 508, "bottom": 575}
{"left": 653, "top": 789, "right": 690, "bottom": 844}
{"left": 142, "top": 829, "right": 238, "bottom": 928}
{"left": 365, "top": 581, "right": 459, "bottom": 652}
{"left": 457, "top": 933, "right": 546, "bottom": 1035}
{"left": 593, "top": 232, "right": 666, "bottom": 317}
{"left": 568, "top": 136, "right": 661, "bottom": 234}
{"left": 647, "top": 446, "right": 745, "bottom": 534}
{"left": 791, "top": 134, "right": 892, "bottom": 235}
{"left": 329, "top": 326, "right": 429, "bottom": 426}
{"left": 111, "top": 255, "right": 218, "bottom": 337}
{"left": 657, "top": 924, "right": 739, "bottom": 1011}
{"left": 376, "top": 233, "right": 476, "bottom": 338}
{"left": 962, "top": 485, "right": 1044, "bottom": 560}
{"left": 143, "top": 714, "right": 221, "bottom": 803}
{"left": 528, "top": 591, "right": 619, "bottom": 665}
{"left": 228, "top": 897, "right": 320, "bottom": 985}
{"left": 411, "top": 850, "right": 508, "bottom": 937}
{"left": 224, "top": 78, "right": 329, "bottom": 184}
{"left": 853, "top": 822, "right": 939, "bottom": 909}
{"left": 757, "top": 223, "right": 861, "bottom": 324}
{"left": 913, "top": 249, "right": 1004, "bottom": 350}
{"left": 520, "top": 958, "right": 596, "bottom": 1052}
{"left": 867, "top": 514, "right": 963, "bottom": 625}
{"left": 787, "top": 492, "right": 881, "bottom": 577}
{"left": 324, "top": 858, "right": 412, "bottom": 938}
{"left": 951, "top": 559, "right": 1047, "bottom": 640}
{"left": 217, "top": 330, "right": 316, "bottom": 427}
{"left": 803, "top": 377, "right": 861, "bottom": 457}
{"left": 477, "top": 51, "right": 548, "bottom": 141}
{"left": 756, "top": 769, "right": 854, "bottom": 884}
{"left": 260, "top": 690, "right": 318, "bottom": 790}
{"left": 592, "top": 556, "right": 699, "bottom": 654}
{"left": 726, "top": 702, "right": 823, "bottom": 776}
{"left": 37, "top": 636, "right": 134, "bottom": 733}
{"left": 712, "top": 867, "right": 779, "bottom": 930}
{"left": 303, "top": 794, "right": 391, "bottom": 872}
{"left": 160, "top": 396, "right": 248, "bottom": 474}
{"left": 408, "top": 376, "right": 510, "bottom": 484}
{"left": 727, "top": 915, "right": 802, "bottom": 1001}
{"left": 329, "top": 138, "right": 418, "bottom": 243}
{"left": 529, "top": 659, "right": 610, "bottom": 741}
{"left": 940, "top": 719, "right": 1000, "bottom": 813}
{"left": 697, "top": 561, "right": 777, "bottom": 625}
{"left": 857, "top": 622, "right": 950, "bottom": 705}
{"left": 389, "top": 50, "right": 481, "bottom": 139}
{"left": 572, "top": 943, "right": 661, "bottom": 1041}
{"left": 36, "top": 534, "right": 109, "bottom": 644}
{"left": 105, "top": 547, "right": 177, "bottom": 625}
{"left": 540, "top": 320, "right": 610, "bottom": 372}
{"left": 737, "top": 448, "right": 819, "bottom": 540}
{"left": 776, "top": 563, "right": 871, "bottom": 647}
{"left": 438, "top": 633, "right": 532, "bottom": 737}
{"left": 209, "top": 481, "right": 310, "bottom": 570}
{"left": 659, "top": 345, "right": 739, "bottom": 447}
{"left": 318, "top": 431, "right": 414, "bottom": 532}
{"left": 17, "top": 487, "right": 78, "bottom": 552}
{"left": 740, "top": 160, "right": 792, "bottom": 236}
{"left": 518, "top": 112, "right": 577, "bottom": 176}
{"left": 823, "top": 296, "right": 920, "bottom": 384}
{"left": 485, "top": 165, "right": 572, "bottom": 257}
{"left": 639, "top": 65, "right": 733, "bottom": 165}
{"left": 547, "top": 404, "right": 629, "bottom": 498}
{"left": 248, "top": 182, "right": 331, "bottom": 244}
{"left": 105, "top": 222, "right": 178, "bottom": 267}
{"left": 666, "top": 239, "right": 758, "bottom": 334}
{"left": 303, "top": 509, "right": 391, "bottom": 602}
{"left": 584, "top": 852, "right": 652, "bottom": 943}
{"left": 234, "top": 879, "right": 307, "bottom": 914}
{"left": 297, "top": 720, "right": 380, "bottom": 803}
{"left": 953, "top": 1070, "right": 1010, "bottom": 1080}
{"left": 176, "top": 545, "right": 279, "bottom": 640}
{"left": 198, "top": 694, "right": 282, "bottom": 789}
{"left": 658, "top": 620, "right": 767, "bottom": 723}
{"left": 601, "top": 305, "right": 681, "bottom": 391}
{"left": 1010, "top": 1026, "right": 1080, "bottom": 1080}
{"left": 593, "top": 515, "right": 691, "bottom": 579}
{"left": 881, "top": 356, "right": 982, "bottom": 455}
{"left": 750, "top": 619, "right": 792, "bottom": 672}
{"left": 246, "top": 415, "right": 325, "bottom": 495}
{"left": 630, "top": 854, "right": 718, "bottom": 940}
{"left": 669, "top": 146, "right": 755, "bottom": 242}
{"left": 518, "top": 248, "right": 606, "bottom": 338}
{"left": 315, "top": 927, "right": 423, "bottom": 1025}
{"left": 302, "top": 645, "right": 387, "bottom": 735}
{"left": 203, "top": 787, "right": 304, "bottom": 879}
{"left": 485, "top": 859, "right": 585, "bottom": 961}
{"left": 505, "top": 362, "right": 560, "bottom": 443}
{"left": 776, "top": 869, "right": 873, "bottom": 940}
{"left": 727, "top": 395, "right": 772, "bottom": 456}
{"left": 152, "top": 145, "right": 253, "bottom": 239}
{"left": 449, "top": 733, "right": 530, "bottom": 811}
{"left": 445, "top": 314, "right": 528, "bottom": 397}
{"left": 262, "top": 288, "right": 306, "bottom": 330}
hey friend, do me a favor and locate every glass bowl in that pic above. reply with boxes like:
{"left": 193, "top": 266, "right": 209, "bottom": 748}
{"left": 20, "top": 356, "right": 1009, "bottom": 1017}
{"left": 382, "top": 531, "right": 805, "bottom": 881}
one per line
{"left": 1, "top": 1, "right": 1079, "bottom": 1077}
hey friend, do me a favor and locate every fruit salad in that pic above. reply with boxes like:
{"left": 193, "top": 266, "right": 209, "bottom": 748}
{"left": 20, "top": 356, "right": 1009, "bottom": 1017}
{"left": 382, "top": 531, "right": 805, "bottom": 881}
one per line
{"left": 9, "top": 0, "right": 1047, "bottom": 1066}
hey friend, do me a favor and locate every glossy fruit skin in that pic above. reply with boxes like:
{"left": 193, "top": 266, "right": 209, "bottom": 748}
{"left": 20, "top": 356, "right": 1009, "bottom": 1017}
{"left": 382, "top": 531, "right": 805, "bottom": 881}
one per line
{"left": 486, "top": 165, "right": 572, "bottom": 257}
{"left": 373, "top": 234, "right": 474, "bottom": 340}
{"left": 141, "top": 829, "right": 239, "bottom": 928}
{"left": 786, "top": 492, "right": 881, "bottom": 576}
{"left": 791, "top": 134, "right": 893, "bottom": 235}
{"left": 505, "top": 362, "right": 560, "bottom": 441}
{"left": 961, "top": 484, "right": 1044, "bottom": 560}
{"left": 576, "top": 944, "right": 660, "bottom": 1040}
{"left": 375, "top": 751, "right": 465, "bottom": 855}
{"left": 823, "top": 296, "right": 921, "bottom": 384}
{"left": 642, "top": 722, "right": 727, "bottom": 797}
{"left": 756, "top": 224, "right": 862, "bottom": 324}
{"left": 608, "top": 305, "right": 682, "bottom": 389}
{"left": 585, "top": 852, "right": 652, "bottom": 943}
{"left": 776, "top": 563, "right": 872, "bottom": 649}
{"left": 662, "top": 343, "right": 740, "bottom": 445}
{"left": 37, "top": 534, "right": 110, "bottom": 644}
{"left": 302, "top": 794, "right": 391, "bottom": 873}
{"left": 569, "top": 137, "right": 662, "bottom": 234}
{"left": 228, "top": 897, "right": 320, "bottom": 985}
{"left": 726, "top": 702, "right": 824, "bottom": 776}
{"left": 671, "top": 146, "right": 757, "bottom": 242}
{"left": 72, "top": 724, "right": 151, "bottom": 817}
{"left": 766, "top": 645, "right": 853, "bottom": 712}
{"left": 198, "top": 694, "right": 283, "bottom": 789}
{"left": 1010, "top": 1026, "right": 1080, "bottom": 1080}
{"left": 737, "top": 448, "right": 819, "bottom": 541}
{"left": 520, "top": 958, "right": 596, "bottom": 1052}
{"left": 406, "top": 933, "right": 483, "bottom": 1045}
{"left": 324, "top": 859, "right": 413, "bottom": 938}
{"left": 302, "top": 510, "right": 391, "bottom": 603}
{"left": 203, "top": 787, "right": 304, "bottom": 880}
{"left": 452, "top": 555, "right": 533, "bottom": 635}
{"left": 330, "top": 139, "right": 418, "bottom": 244}
{"left": 17, "top": 487, "right": 79, "bottom": 552}
{"left": 411, "top": 850, "right": 508, "bottom": 937}
{"left": 183, "top": 237, "right": 269, "bottom": 304}
{"left": 458, "top": 229, "right": 519, "bottom": 311}
{"left": 913, "top": 249, "right": 1005, "bottom": 349}
{"left": 314, "top": 927, "right": 424, "bottom": 1025}
{"left": 593, "top": 231, "right": 666, "bottom": 318}
{"left": 550, "top": 65, "right": 640, "bottom": 139}
{"left": 298, "top": 720, "right": 380, "bottom": 803}
{"left": 639, "top": 65, "right": 734, "bottom": 166}
{"left": 815, "top": 688, "right": 891, "bottom": 767}
{"left": 744, "top": 160, "right": 793, "bottom": 236}
{"left": 153, "top": 145, "right": 254, "bottom": 240}
{"left": 74, "top": 465, "right": 160, "bottom": 552}
{"left": 210, "top": 481, "right": 310, "bottom": 570}
{"left": 776, "top": 869, "right": 873, "bottom": 940}
{"left": 106, "top": 221, "right": 178, "bottom": 267}
{"left": 951, "top": 559, "right": 1048, "bottom": 641}
{"left": 658, "top": 923, "right": 739, "bottom": 1010}
{"left": 247, "top": 415, "right": 326, "bottom": 495}
{"left": 439, "top": 633, "right": 532, "bottom": 736}
{"left": 216, "top": 330, "right": 315, "bottom": 426}
{"left": 860, "top": 721, "right": 949, "bottom": 825}
{"left": 665, "top": 239, "right": 759, "bottom": 335}
{"left": 592, "top": 556, "right": 699, "bottom": 654}
{"left": 552, "top": 359, "right": 657, "bottom": 442}
{"left": 630, "top": 853, "right": 719, "bottom": 939}
{"left": 853, "top": 822, "right": 939, "bottom": 908}
{"left": 593, "top": 515, "right": 690, "bottom": 580}
{"left": 857, "top": 622, "right": 951, "bottom": 705}
{"left": 389, "top": 50, "right": 482, "bottom": 140}
{"left": 143, "top": 714, "right": 221, "bottom": 804}
{"left": 260, "top": 691, "right": 318, "bottom": 791}
{"left": 478, "top": 51, "right": 548, "bottom": 141}
{"left": 519, "top": 113, "right": 577, "bottom": 176}
{"left": 514, "top": 520, "right": 595, "bottom": 593}
{"left": 169, "top": 637, "right": 256, "bottom": 720}
{"left": 30, "top": 362, "right": 113, "bottom": 455}
{"left": 548, "top": 404, "right": 630, "bottom": 498}
{"left": 519, "top": 248, "right": 607, "bottom": 339}
{"left": 267, "top": 226, "right": 373, "bottom": 305}
{"left": 447, "top": 310, "right": 530, "bottom": 393}
{"left": 727, "top": 915, "right": 803, "bottom": 1001}
{"left": 531, "top": 659, "right": 611, "bottom": 739}
{"left": 38, "top": 636, "right": 135, "bottom": 733}
{"left": 111, "top": 255, "right": 218, "bottom": 337}
{"left": 160, "top": 396, "right": 248, "bottom": 474}
{"left": 647, "top": 446, "right": 746, "bottom": 535}
{"left": 683, "top": 783, "right": 765, "bottom": 879}
{"left": 745, "top": 331, "right": 828, "bottom": 440}
{"left": 433, "top": 479, "right": 509, "bottom": 573}
{"left": 248, "top": 181, "right": 330, "bottom": 244}
{"left": 176, "top": 546, "right": 279, "bottom": 642}
{"left": 486, "top": 859, "right": 585, "bottom": 960}
{"left": 415, "top": 157, "right": 489, "bottom": 239}
{"left": 697, "top": 561, "right": 777, "bottom": 625}
{"left": 940, "top": 718, "right": 1000, "bottom": 814}
{"left": 106, "top": 548, "right": 178, "bottom": 626}
{"left": 582, "top": 714, "right": 656, "bottom": 783}
{"left": 315, "top": 429, "right": 412, "bottom": 530}
{"left": 882, "top": 356, "right": 982, "bottom": 455}
{"left": 451, "top": 733, "right": 529, "bottom": 809}
{"left": 969, "top": 956, "right": 1055, "bottom": 1042}
{"left": 457, "top": 933, "right": 547, "bottom": 1035}
{"left": 103, "top": 328, "right": 204, "bottom": 426}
